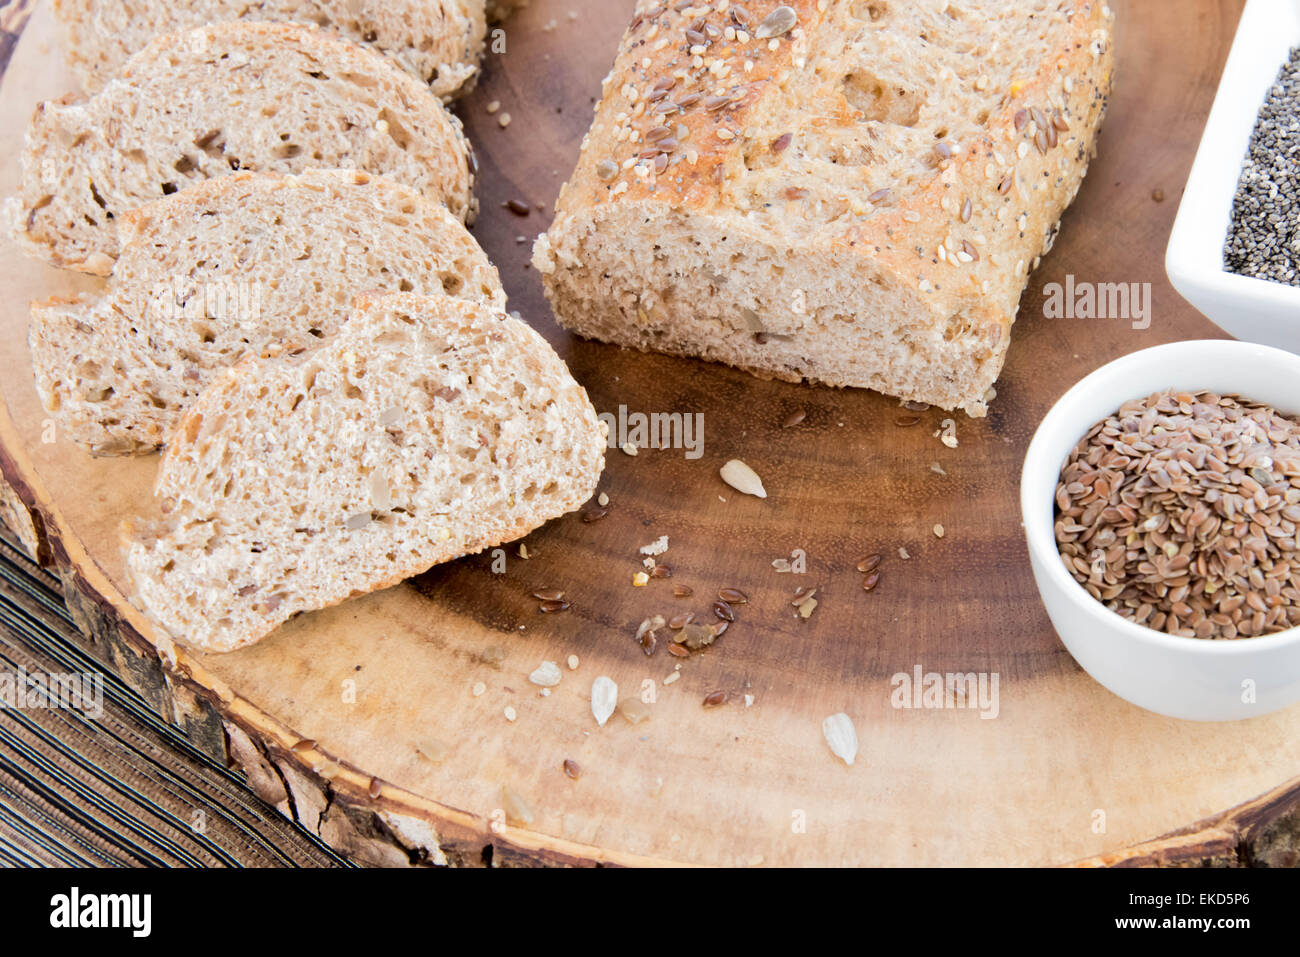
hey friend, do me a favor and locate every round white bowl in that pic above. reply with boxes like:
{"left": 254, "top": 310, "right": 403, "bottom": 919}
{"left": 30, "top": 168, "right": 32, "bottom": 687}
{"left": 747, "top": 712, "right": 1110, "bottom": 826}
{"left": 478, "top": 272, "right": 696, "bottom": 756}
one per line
{"left": 1021, "top": 340, "right": 1300, "bottom": 721}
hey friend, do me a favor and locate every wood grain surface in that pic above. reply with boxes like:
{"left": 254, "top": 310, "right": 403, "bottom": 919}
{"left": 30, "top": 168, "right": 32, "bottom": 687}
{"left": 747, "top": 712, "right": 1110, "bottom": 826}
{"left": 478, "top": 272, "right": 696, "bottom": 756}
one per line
{"left": 1, "top": 0, "right": 1299, "bottom": 867}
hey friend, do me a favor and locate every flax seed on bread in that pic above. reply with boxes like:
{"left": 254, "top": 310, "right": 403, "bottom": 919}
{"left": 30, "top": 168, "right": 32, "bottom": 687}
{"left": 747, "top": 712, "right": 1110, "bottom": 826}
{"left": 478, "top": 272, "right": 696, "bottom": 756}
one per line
{"left": 533, "top": 1, "right": 1115, "bottom": 415}
{"left": 52, "top": 0, "right": 490, "bottom": 101}
{"left": 124, "top": 292, "right": 607, "bottom": 653}
{"left": 30, "top": 170, "right": 505, "bottom": 456}
{"left": 8, "top": 21, "right": 476, "bottom": 275}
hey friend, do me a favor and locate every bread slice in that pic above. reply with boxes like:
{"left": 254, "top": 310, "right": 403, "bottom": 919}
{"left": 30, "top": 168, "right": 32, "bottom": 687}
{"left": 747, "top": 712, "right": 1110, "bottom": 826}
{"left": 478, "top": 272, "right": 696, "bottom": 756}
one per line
{"left": 533, "top": 1, "right": 1115, "bottom": 415}
{"left": 7, "top": 21, "right": 475, "bottom": 275}
{"left": 124, "top": 292, "right": 607, "bottom": 653}
{"left": 30, "top": 170, "right": 505, "bottom": 456}
{"left": 52, "top": 0, "right": 489, "bottom": 101}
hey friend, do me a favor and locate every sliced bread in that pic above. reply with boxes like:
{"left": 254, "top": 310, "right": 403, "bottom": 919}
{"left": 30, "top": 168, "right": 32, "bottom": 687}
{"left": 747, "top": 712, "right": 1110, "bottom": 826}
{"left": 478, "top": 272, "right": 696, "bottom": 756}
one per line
{"left": 8, "top": 21, "right": 475, "bottom": 275}
{"left": 124, "top": 292, "right": 607, "bottom": 653}
{"left": 52, "top": 0, "right": 489, "bottom": 101}
{"left": 30, "top": 169, "right": 505, "bottom": 456}
{"left": 533, "top": 1, "right": 1114, "bottom": 415}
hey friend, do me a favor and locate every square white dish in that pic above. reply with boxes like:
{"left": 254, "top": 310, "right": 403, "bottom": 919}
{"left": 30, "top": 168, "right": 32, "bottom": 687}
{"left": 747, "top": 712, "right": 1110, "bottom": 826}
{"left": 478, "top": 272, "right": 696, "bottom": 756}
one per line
{"left": 1165, "top": 0, "right": 1300, "bottom": 352}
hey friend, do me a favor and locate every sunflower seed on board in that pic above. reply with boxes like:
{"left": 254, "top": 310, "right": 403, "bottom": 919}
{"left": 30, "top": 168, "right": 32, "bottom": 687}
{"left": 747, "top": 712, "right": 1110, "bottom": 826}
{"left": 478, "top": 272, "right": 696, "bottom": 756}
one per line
{"left": 529, "top": 661, "right": 562, "bottom": 687}
{"left": 720, "top": 459, "right": 767, "bottom": 498}
{"left": 754, "top": 5, "right": 797, "bottom": 40}
{"left": 591, "top": 676, "right": 618, "bottom": 727}
{"left": 822, "top": 712, "right": 859, "bottom": 766}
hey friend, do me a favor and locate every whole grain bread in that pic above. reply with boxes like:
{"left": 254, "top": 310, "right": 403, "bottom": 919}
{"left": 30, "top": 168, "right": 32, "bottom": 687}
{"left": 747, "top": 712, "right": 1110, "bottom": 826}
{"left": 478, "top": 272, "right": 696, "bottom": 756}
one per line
{"left": 124, "top": 292, "right": 607, "bottom": 653}
{"left": 31, "top": 170, "right": 505, "bottom": 456}
{"left": 52, "top": 0, "right": 489, "bottom": 101}
{"left": 534, "top": 1, "right": 1115, "bottom": 415}
{"left": 8, "top": 21, "right": 475, "bottom": 275}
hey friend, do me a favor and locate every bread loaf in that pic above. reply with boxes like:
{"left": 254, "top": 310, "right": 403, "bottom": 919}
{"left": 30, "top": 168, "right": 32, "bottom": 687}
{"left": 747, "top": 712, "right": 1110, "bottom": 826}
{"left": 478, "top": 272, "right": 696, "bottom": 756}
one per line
{"left": 30, "top": 170, "right": 505, "bottom": 456}
{"left": 124, "top": 292, "right": 607, "bottom": 653}
{"left": 8, "top": 21, "right": 475, "bottom": 275}
{"left": 52, "top": 0, "right": 490, "bottom": 101}
{"left": 534, "top": 1, "right": 1115, "bottom": 415}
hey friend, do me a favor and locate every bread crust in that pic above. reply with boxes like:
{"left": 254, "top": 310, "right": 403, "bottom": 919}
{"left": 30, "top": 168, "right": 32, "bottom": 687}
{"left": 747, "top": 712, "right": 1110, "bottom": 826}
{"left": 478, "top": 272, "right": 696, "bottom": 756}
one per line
{"left": 536, "top": 1, "right": 1115, "bottom": 414}
{"left": 51, "top": 0, "right": 489, "bottom": 101}
{"left": 11, "top": 21, "right": 476, "bottom": 274}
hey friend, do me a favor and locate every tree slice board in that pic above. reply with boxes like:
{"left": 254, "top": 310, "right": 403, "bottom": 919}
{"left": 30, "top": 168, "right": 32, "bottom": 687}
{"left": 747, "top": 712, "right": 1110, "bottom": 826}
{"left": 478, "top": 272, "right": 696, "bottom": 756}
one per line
{"left": 1, "top": 0, "right": 1299, "bottom": 867}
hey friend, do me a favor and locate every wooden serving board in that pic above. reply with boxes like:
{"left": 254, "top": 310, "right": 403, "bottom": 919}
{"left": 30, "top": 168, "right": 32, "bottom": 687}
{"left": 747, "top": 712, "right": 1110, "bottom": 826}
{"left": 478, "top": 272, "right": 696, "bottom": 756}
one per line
{"left": 2, "top": 0, "right": 1299, "bottom": 867}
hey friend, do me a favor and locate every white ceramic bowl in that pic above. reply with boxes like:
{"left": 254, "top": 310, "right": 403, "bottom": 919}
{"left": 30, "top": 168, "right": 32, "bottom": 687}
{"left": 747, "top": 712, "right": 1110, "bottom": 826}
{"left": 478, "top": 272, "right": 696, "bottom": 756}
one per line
{"left": 1021, "top": 340, "right": 1300, "bottom": 721}
{"left": 1165, "top": 0, "right": 1300, "bottom": 353}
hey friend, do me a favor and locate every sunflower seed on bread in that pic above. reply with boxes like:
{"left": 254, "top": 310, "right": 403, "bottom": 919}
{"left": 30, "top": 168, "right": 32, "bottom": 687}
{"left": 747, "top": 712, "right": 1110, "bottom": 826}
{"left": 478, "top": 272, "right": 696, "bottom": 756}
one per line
{"left": 8, "top": 21, "right": 475, "bottom": 275}
{"left": 29, "top": 169, "right": 504, "bottom": 456}
{"left": 123, "top": 292, "right": 608, "bottom": 653}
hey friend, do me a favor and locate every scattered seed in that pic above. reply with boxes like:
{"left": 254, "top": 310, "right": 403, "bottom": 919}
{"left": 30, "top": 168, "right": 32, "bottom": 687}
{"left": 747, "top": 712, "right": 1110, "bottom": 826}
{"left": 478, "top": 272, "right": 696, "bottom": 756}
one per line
{"left": 567, "top": 654, "right": 580, "bottom": 671}
{"left": 532, "top": 588, "right": 565, "bottom": 602}
{"left": 703, "top": 689, "right": 729, "bottom": 707}
{"left": 539, "top": 599, "right": 571, "bottom": 613}
{"left": 772, "top": 132, "right": 793, "bottom": 152}
{"left": 529, "top": 661, "right": 563, "bottom": 687}
{"left": 857, "top": 554, "right": 882, "bottom": 574}
{"left": 713, "top": 599, "right": 736, "bottom": 622}
{"left": 822, "top": 713, "right": 858, "bottom": 766}
{"left": 591, "top": 676, "right": 618, "bottom": 727}
{"left": 669, "top": 612, "right": 695, "bottom": 629}
{"left": 895, "top": 415, "right": 921, "bottom": 427}
{"left": 718, "top": 587, "right": 749, "bottom": 604}
{"left": 504, "top": 705, "right": 517, "bottom": 722}
{"left": 667, "top": 642, "right": 690, "bottom": 658}
{"left": 503, "top": 199, "right": 530, "bottom": 216}
{"left": 753, "top": 5, "right": 797, "bottom": 40}
{"left": 673, "top": 584, "right": 694, "bottom": 598}
{"left": 863, "top": 572, "right": 881, "bottom": 592}
{"left": 720, "top": 459, "right": 767, "bottom": 498}
{"left": 934, "top": 524, "right": 946, "bottom": 539}
{"left": 783, "top": 409, "right": 807, "bottom": 428}
{"left": 562, "top": 759, "right": 581, "bottom": 780}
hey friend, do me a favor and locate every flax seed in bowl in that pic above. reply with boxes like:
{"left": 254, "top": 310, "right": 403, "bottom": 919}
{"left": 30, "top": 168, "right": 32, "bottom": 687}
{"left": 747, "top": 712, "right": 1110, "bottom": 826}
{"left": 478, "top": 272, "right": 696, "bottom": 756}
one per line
{"left": 1021, "top": 341, "right": 1300, "bottom": 720}
{"left": 1055, "top": 389, "right": 1300, "bottom": 641}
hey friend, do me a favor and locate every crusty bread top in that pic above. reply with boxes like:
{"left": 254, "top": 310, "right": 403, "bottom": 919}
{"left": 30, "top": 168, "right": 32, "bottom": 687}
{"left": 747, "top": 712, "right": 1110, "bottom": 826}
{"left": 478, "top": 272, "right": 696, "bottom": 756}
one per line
{"left": 10, "top": 20, "right": 476, "bottom": 274}
{"left": 547, "top": 0, "right": 1114, "bottom": 345}
{"left": 52, "top": 0, "right": 489, "bottom": 101}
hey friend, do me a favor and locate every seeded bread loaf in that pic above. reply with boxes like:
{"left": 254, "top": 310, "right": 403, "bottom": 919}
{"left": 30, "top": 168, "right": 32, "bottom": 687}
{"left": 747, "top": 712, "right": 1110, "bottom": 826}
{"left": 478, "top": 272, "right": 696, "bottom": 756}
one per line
{"left": 30, "top": 170, "right": 505, "bottom": 456}
{"left": 124, "top": 292, "right": 607, "bottom": 653}
{"left": 52, "top": 0, "right": 490, "bottom": 101}
{"left": 7, "top": 21, "right": 476, "bottom": 275}
{"left": 534, "top": 1, "right": 1115, "bottom": 415}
